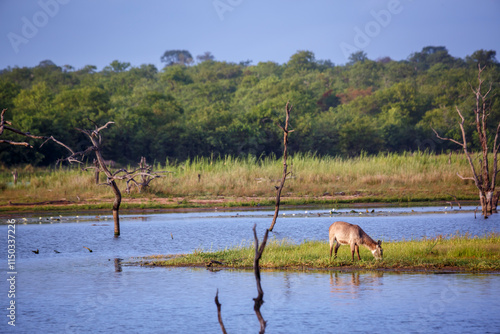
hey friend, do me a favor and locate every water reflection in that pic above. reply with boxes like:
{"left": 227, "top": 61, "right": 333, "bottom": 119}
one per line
{"left": 329, "top": 271, "right": 384, "bottom": 301}
{"left": 114, "top": 258, "right": 123, "bottom": 272}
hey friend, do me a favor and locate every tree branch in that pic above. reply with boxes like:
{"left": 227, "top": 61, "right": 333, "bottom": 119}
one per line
{"left": 432, "top": 106, "right": 482, "bottom": 188}
{"left": 269, "top": 102, "right": 293, "bottom": 231}
{"left": 456, "top": 173, "right": 475, "bottom": 181}
{"left": 0, "top": 108, "right": 46, "bottom": 148}
{"left": 214, "top": 289, "right": 228, "bottom": 334}
{"left": 431, "top": 127, "right": 464, "bottom": 148}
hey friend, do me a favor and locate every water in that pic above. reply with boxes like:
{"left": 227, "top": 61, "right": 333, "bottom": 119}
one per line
{"left": 1, "top": 206, "right": 499, "bottom": 333}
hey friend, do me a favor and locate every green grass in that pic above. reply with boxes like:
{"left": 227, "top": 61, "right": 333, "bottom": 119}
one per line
{"left": 0, "top": 151, "right": 480, "bottom": 210}
{"left": 138, "top": 233, "right": 500, "bottom": 272}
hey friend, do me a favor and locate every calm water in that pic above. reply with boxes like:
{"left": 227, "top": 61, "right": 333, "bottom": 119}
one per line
{"left": 1, "top": 206, "right": 499, "bottom": 333}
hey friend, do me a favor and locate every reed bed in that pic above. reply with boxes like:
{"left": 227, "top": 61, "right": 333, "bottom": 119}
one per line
{"left": 0, "top": 152, "right": 479, "bottom": 207}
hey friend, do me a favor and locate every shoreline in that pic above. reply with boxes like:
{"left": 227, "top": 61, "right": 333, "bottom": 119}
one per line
{"left": 131, "top": 233, "right": 500, "bottom": 274}
{"left": 0, "top": 195, "right": 480, "bottom": 216}
{"left": 137, "top": 263, "right": 500, "bottom": 274}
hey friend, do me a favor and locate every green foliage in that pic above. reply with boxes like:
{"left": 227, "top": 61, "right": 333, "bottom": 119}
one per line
{"left": 0, "top": 48, "right": 499, "bottom": 166}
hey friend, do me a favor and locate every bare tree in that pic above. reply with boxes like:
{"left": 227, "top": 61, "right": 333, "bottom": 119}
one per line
{"left": 113, "top": 157, "right": 170, "bottom": 194}
{"left": 44, "top": 121, "right": 123, "bottom": 235}
{"left": 44, "top": 121, "right": 167, "bottom": 236}
{"left": 215, "top": 289, "right": 228, "bottom": 334}
{"left": 269, "top": 102, "right": 294, "bottom": 231}
{"left": 214, "top": 103, "right": 293, "bottom": 333}
{"left": 433, "top": 64, "right": 499, "bottom": 217}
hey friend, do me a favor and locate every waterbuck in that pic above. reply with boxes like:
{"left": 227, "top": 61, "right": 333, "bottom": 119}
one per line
{"left": 329, "top": 221, "right": 383, "bottom": 261}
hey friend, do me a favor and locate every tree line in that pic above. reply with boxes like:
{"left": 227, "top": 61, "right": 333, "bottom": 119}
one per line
{"left": 0, "top": 46, "right": 498, "bottom": 166}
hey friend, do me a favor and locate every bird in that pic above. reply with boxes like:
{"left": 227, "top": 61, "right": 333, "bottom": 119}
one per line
{"left": 54, "top": 250, "right": 60, "bottom": 253}
{"left": 32, "top": 249, "right": 39, "bottom": 254}
{"left": 83, "top": 246, "right": 93, "bottom": 252}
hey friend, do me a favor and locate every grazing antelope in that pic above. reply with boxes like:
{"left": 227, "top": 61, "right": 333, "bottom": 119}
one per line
{"left": 329, "top": 221, "right": 383, "bottom": 261}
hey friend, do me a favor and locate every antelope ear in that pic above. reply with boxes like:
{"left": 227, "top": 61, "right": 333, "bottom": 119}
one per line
{"left": 377, "top": 240, "right": 382, "bottom": 246}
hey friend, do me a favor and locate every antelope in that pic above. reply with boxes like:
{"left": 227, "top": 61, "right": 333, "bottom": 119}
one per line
{"left": 329, "top": 221, "right": 383, "bottom": 261}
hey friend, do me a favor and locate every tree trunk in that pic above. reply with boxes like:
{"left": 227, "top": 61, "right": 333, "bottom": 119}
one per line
{"left": 92, "top": 136, "right": 121, "bottom": 236}
{"left": 480, "top": 190, "right": 497, "bottom": 217}
{"left": 110, "top": 180, "right": 121, "bottom": 236}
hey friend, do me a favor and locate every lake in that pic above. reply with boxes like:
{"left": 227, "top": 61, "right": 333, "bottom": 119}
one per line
{"left": 1, "top": 205, "right": 499, "bottom": 333}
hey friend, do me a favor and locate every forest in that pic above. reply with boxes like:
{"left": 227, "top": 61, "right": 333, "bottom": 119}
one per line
{"left": 0, "top": 46, "right": 498, "bottom": 166}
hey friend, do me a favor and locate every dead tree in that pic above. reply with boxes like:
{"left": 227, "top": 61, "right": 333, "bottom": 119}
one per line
{"left": 112, "top": 157, "right": 169, "bottom": 194}
{"left": 215, "top": 290, "right": 228, "bottom": 334}
{"left": 44, "top": 122, "right": 168, "bottom": 236}
{"left": 215, "top": 103, "right": 293, "bottom": 333}
{"left": 269, "top": 102, "right": 294, "bottom": 231}
{"left": 433, "top": 64, "right": 499, "bottom": 217}
{"left": 43, "top": 121, "right": 123, "bottom": 235}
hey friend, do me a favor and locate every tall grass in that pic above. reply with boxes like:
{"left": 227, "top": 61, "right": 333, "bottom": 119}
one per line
{"left": 0, "top": 151, "right": 478, "bottom": 207}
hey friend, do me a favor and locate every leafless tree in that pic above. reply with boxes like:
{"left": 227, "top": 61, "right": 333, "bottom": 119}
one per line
{"left": 44, "top": 121, "right": 167, "bottom": 236}
{"left": 113, "top": 156, "right": 170, "bottom": 194}
{"left": 43, "top": 121, "right": 123, "bottom": 235}
{"left": 215, "top": 102, "right": 293, "bottom": 333}
{"left": 269, "top": 102, "right": 294, "bottom": 231}
{"left": 215, "top": 290, "right": 228, "bottom": 334}
{"left": 433, "top": 64, "right": 499, "bottom": 217}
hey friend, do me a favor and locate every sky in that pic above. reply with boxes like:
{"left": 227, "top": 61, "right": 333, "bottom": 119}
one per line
{"left": 0, "top": 0, "right": 499, "bottom": 71}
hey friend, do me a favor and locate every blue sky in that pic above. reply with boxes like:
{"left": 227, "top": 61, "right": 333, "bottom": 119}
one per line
{"left": 1, "top": 0, "right": 499, "bottom": 71}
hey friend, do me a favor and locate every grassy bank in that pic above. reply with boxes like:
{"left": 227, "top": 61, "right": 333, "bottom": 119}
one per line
{"left": 138, "top": 233, "right": 500, "bottom": 272}
{"left": 0, "top": 152, "right": 478, "bottom": 211}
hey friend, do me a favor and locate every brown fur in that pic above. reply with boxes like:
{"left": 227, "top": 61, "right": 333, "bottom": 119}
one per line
{"left": 329, "top": 221, "right": 383, "bottom": 261}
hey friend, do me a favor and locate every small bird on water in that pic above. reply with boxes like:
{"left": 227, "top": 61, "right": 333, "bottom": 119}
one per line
{"left": 32, "top": 249, "right": 39, "bottom": 254}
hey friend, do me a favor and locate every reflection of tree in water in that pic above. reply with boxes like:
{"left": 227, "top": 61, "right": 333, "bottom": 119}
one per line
{"left": 329, "top": 272, "right": 384, "bottom": 300}
{"left": 114, "top": 258, "right": 123, "bottom": 272}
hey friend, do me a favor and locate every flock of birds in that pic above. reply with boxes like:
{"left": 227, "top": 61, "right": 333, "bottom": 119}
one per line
{"left": 28, "top": 205, "right": 459, "bottom": 254}
{"left": 32, "top": 246, "right": 92, "bottom": 254}
{"left": 28, "top": 214, "right": 109, "bottom": 255}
